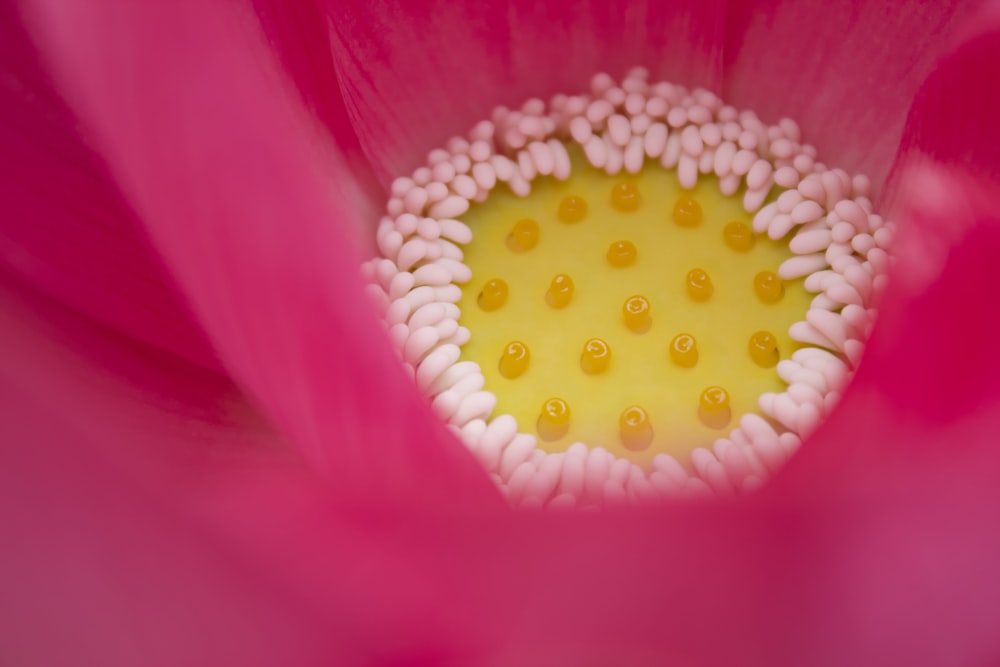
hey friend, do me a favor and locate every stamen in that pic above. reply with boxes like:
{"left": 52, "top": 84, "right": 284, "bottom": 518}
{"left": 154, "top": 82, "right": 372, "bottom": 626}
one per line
{"left": 367, "top": 70, "right": 896, "bottom": 509}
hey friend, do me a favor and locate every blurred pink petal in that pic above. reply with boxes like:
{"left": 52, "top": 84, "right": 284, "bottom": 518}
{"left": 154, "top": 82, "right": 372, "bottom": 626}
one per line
{"left": 324, "top": 0, "right": 726, "bottom": 181}
{"left": 4, "top": 1, "right": 1000, "bottom": 665}
{"left": 21, "top": 0, "right": 499, "bottom": 506}
{"left": 0, "top": 5, "right": 220, "bottom": 371}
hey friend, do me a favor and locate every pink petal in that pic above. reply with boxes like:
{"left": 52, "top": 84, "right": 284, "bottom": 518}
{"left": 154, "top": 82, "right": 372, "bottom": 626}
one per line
{"left": 324, "top": 0, "right": 726, "bottom": 181}
{"left": 0, "top": 7, "right": 220, "bottom": 371}
{"left": 723, "top": 0, "right": 978, "bottom": 193}
{"left": 21, "top": 1, "right": 499, "bottom": 507}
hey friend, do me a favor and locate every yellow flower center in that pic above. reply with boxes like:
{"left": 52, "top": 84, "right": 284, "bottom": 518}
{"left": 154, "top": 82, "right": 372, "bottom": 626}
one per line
{"left": 456, "top": 148, "right": 811, "bottom": 466}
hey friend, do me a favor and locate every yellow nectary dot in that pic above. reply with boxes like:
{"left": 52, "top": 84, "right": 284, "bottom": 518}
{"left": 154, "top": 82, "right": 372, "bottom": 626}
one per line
{"left": 558, "top": 195, "right": 588, "bottom": 223}
{"left": 698, "top": 386, "right": 731, "bottom": 429}
{"left": 622, "top": 295, "right": 651, "bottom": 333}
{"left": 670, "top": 333, "right": 698, "bottom": 368}
{"left": 545, "top": 274, "right": 574, "bottom": 308}
{"left": 607, "top": 240, "right": 637, "bottom": 267}
{"left": 537, "top": 397, "right": 570, "bottom": 441}
{"left": 477, "top": 278, "right": 508, "bottom": 311}
{"left": 723, "top": 221, "right": 755, "bottom": 252}
{"left": 619, "top": 405, "right": 653, "bottom": 451}
{"left": 506, "top": 218, "right": 539, "bottom": 252}
{"left": 611, "top": 182, "right": 641, "bottom": 212}
{"left": 749, "top": 330, "right": 779, "bottom": 368}
{"left": 754, "top": 270, "right": 784, "bottom": 303}
{"left": 499, "top": 341, "right": 529, "bottom": 379}
{"left": 673, "top": 196, "right": 702, "bottom": 227}
{"left": 686, "top": 268, "right": 713, "bottom": 302}
{"left": 580, "top": 338, "right": 611, "bottom": 374}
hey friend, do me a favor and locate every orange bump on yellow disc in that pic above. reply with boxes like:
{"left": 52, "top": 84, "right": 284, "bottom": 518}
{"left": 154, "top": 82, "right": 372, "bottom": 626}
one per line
{"left": 506, "top": 218, "right": 539, "bottom": 252}
{"left": 723, "top": 221, "right": 754, "bottom": 252}
{"left": 537, "top": 397, "right": 571, "bottom": 441}
{"left": 545, "top": 274, "right": 574, "bottom": 308}
{"left": 558, "top": 195, "right": 588, "bottom": 223}
{"left": 611, "top": 182, "right": 641, "bottom": 212}
{"left": 607, "top": 240, "right": 637, "bottom": 267}
{"left": 749, "top": 330, "right": 779, "bottom": 368}
{"left": 686, "top": 268, "right": 713, "bottom": 302}
{"left": 754, "top": 270, "right": 784, "bottom": 303}
{"left": 670, "top": 333, "right": 698, "bottom": 368}
{"left": 622, "top": 295, "right": 651, "bottom": 333}
{"left": 477, "top": 278, "right": 508, "bottom": 311}
{"left": 698, "top": 386, "right": 732, "bottom": 429}
{"left": 673, "top": 196, "right": 702, "bottom": 227}
{"left": 619, "top": 405, "right": 654, "bottom": 451}
{"left": 499, "top": 341, "right": 530, "bottom": 379}
{"left": 580, "top": 338, "right": 611, "bottom": 374}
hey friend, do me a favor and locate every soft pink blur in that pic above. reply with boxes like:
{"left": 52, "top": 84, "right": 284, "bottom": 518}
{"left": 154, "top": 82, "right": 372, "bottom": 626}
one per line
{"left": 3, "top": 1, "right": 1000, "bottom": 665}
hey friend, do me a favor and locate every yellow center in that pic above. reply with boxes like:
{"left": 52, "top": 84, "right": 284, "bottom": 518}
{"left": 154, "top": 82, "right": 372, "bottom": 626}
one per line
{"left": 457, "top": 147, "right": 810, "bottom": 466}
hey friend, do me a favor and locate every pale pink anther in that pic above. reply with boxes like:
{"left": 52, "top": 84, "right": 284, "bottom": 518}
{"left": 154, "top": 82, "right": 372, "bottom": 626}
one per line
{"left": 427, "top": 195, "right": 469, "bottom": 219}
{"left": 471, "top": 162, "right": 497, "bottom": 191}
{"left": 775, "top": 165, "right": 801, "bottom": 188}
{"left": 569, "top": 116, "right": 593, "bottom": 144}
{"left": 489, "top": 155, "right": 515, "bottom": 181}
{"left": 677, "top": 154, "right": 698, "bottom": 190}
{"left": 738, "top": 129, "right": 759, "bottom": 150}
{"left": 791, "top": 200, "right": 825, "bottom": 225}
{"left": 630, "top": 114, "right": 652, "bottom": 135}
{"left": 451, "top": 153, "right": 471, "bottom": 174}
{"left": 432, "top": 161, "right": 456, "bottom": 184}
{"left": 604, "top": 86, "right": 626, "bottom": 107}
{"left": 403, "top": 186, "right": 429, "bottom": 215}
{"left": 777, "top": 189, "right": 803, "bottom": 213}
{"left": 644, "top": 123, "right": 668, "bottom": 158}
{"left": 625, "top": 92, "right": 646, "bottom": 116}
{"left": 731, "top": 148, "right": 758, "bottom": 175}
{"left": 624, "top": 136, "right": 644, "bottom": 174}
{"left": 698, "top": 149, "right": 715, "bottom": 175}
{"left": 391, "top": 176, "right": 416, "bottom": 198}
{"left": 527, "top": 141, "right": 555, "bottom": 176}
{"left": 779, "top": 253, "right": 828, "bottom": 280}
{"left": 542, "top": 139, "right": 568, "bottom": 181}
{"left": 713, "top": 142, "right": 736, "bottom": 176}
{"left": 427, "top": 148, "right": 451, "bottom": 165}
{"left": 699, "top": 123, "right": 722, "bottom": 147}
{"left": 424, "top": 181, "right": 449, "bottom": 204}
{"left": 583, "top": 135, "right": 608, "bottom": 168}
{"left": 766, "top": 213, "right": 796, "bottom": 240}
{"left": 450, "top": 174, "right": 478, "bottom": 200}
{"left": 681, "top": 125, "right": 703, "bottom": 156}
{"left": 645, "top": 95, "right": 668, "bottom": 118}
{"left": 719, "top": 174, "right": 740, "bottom": 196}
{"left": 585, "top": 99, "right": 614, "bottom": 125}
{"left": 746, "top": 159, "right": 773, "bottom": 191}
{"left": 413, "top": 166, "right": 432, "bottom": 186}
{"left": 517, "top": 149, "right": 537, "bottom": 180}
{"left": 438, "top": 219, "right": 473, "bottom": 246}
{"left": 604, "top": 138, "right": 624, "bottom": 175}
{"left": 666, "top": 106, "right": 688, "bottom": 128}
{"left": 607, "top": 114, "right": 631, "bottom": 147}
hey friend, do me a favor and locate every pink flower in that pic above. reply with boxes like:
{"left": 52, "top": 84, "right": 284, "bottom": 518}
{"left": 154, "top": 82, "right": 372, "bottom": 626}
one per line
{"left": 3, "top": 0, "right": 1000, "bottom": 664}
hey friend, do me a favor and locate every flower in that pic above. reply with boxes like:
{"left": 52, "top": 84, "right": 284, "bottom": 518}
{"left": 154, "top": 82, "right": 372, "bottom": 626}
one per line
{"left": 3, "top": 0, "right": 1000, "bottom": 664}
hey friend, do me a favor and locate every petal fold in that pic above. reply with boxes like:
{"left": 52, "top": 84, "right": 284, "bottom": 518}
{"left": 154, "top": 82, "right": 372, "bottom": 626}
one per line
{"left": 21, "top": 0, "right": 499, "bottom": 507}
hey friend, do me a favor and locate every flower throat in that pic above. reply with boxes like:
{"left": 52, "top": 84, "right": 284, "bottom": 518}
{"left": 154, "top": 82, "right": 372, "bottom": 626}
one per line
{"left": 365, "top": 69, "right": 893, "bottom": 508}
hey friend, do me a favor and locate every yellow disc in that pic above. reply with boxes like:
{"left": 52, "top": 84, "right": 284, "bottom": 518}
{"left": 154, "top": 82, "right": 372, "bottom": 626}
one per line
{"left": 754, "top": 270, "right": 784, "bottom": 303}
{"left": 723, "top": 221, "right": 754, "bottom": 252}
{"left": 610, "top": 182, "right": 641, "bottom": 212}
{"left": 619, "top": 405, "right": 653, "bottom": 451}
{"left": 607, "top": 240, "right": 638, "bottom": 267}
{"left": 507, "top": 218, "right": 540, "bottom": 252}
{"left": 673, "top": 196, "right": 702, "bottom": 227}
{"left": 580, "top": 338, "right": 611, "bottom": 374}
{"left": 686, "top": 268, "right": 713, "bottom": 302}
{"left": 749, "top": 330, "right": 779, "bottom": 368}
{"left": 622, "top": 295, "right": 651, "bottom": 333}
{"left": 670, "top": 333, "right": 698, "bottom": 368}
{"left": 546, "top": 274, "right": 574, "bottom": 308}
{"left": 477, "top": 278, "right": 509, "bottom": 311}
{"left": 558, "top": 195, "right": 588, "bottom": 223}
{"left": 499, "top": 341, "right": 530, "bottom": 379}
